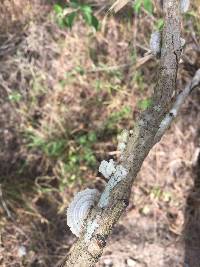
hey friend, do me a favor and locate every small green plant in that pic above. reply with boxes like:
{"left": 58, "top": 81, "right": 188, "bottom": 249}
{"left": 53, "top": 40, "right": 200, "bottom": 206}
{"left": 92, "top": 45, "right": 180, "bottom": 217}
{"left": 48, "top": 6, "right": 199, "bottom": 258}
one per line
{"left": 155, "top": 18, "right": 164, "bottom": 30}
{"left": 76, "top": 131, "right": 97, "bottom": 167}
{"left": 150, "top": 186, "right": 172, "bottom": 203}
{"left": 25, "top": 129, "right": 98, "bottom": 187}
{"left": 150, "top": 186, "right": 162, "bottom": 200}
{"left": 74, "top": 66, "right": 85, "bottom": 75}
{"left": 105, "top": 106, "right": 132, "bottom": 131}
{"left": 54, "top": 1, "right": 99, "bottom": 30}
{"left": 58, "top": 131, "right": 98, "bottom": 187}
{"left": 133, "top": 0, "right": 153, "bottom": 14}
{"left": 8, "top": 91, "right": 22, "bottom": 102}
{"left": 25, "top": 131, "right": 66, "bottom": 158}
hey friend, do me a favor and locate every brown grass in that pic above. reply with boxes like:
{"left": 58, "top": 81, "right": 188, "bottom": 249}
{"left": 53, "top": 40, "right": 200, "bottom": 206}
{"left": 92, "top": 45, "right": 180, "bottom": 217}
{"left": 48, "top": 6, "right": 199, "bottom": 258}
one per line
{"left": 0, "top": 0, "right": 32, "bottom": 34}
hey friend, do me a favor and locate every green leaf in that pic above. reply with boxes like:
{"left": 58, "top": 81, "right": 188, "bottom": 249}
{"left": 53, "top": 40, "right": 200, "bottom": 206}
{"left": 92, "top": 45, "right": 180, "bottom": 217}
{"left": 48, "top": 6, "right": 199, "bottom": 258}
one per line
{"left": 80, "top": 5, "right": 99, "bottom": 30}
{"left": 64, "top": 12, "right": 76, "bottom": 28}
{"left": 88, "top": 131, "right": 97, "bottom": 143}
{"left": 91, "top": 15, "right": 99, "bottom": 30}
{"left": 155, "top": 18, "right": 164, "bottom": 30}
{"left": 8, "top": 91, "right": 22, "bottom": 102}
{"left": 81, "top": 5, "right": 93, "bottom": 25}
{"left": 74, "top": 66, "right": 85, "bottom": 75}
{"left": 82, "top": 148, "right": 96, "bottom": 166}
{"left": 54, "top": 4, "right": 63, "bottom": 14}
{"left": 57, "top": 17, "right": 65, "bottom": 28}
{"left": 143, "top": 0, "right": 153, "bottom": 14}
{"left": 137, "top": 98, "right": 152, "bottom": 110}
{"left": 78, "top": 135, "right": 87, "bottom": 145}
{"left": 70, "top": 0, "right": 79, "bottom": 9}
{"left": 70, "top": 0, "right": 79, "bottom": 3}
{"left": 133, "top": 0, "right": 142, "bottom": 14}
{"left": 46, "top": 140, "right": 65, "bottom": 157}
{"left": 81, "top": 5, "right": 92, "bottom": 14}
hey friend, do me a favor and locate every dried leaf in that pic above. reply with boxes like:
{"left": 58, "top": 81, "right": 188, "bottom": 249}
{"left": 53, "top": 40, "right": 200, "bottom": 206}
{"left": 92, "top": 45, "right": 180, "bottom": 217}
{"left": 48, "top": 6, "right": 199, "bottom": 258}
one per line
{"left": 109, "top": 0, "right": 130, "bottom": 13}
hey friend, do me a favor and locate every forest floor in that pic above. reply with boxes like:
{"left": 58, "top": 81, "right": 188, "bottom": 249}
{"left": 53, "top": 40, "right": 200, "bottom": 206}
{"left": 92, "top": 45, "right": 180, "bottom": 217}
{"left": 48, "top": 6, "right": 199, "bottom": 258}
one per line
{"left": 0, "top": 1, "right": 200, "bottom": 267}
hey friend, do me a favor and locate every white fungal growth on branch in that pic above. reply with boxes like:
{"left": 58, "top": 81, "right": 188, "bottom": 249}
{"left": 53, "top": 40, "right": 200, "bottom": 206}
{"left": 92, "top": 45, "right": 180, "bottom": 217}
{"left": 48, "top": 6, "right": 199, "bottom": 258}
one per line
{"left": 155, "top": 68, "right": 200, "bottom": 143}
{"left": 99, "top": 159, "right": 116, "bottom": 179}
{"left": 180, "top": 0, "right": 190, "bottom": 13}
{"left": 181, "top": 38, "right": 186, "bottom": 47}
{"left": 98, "top": 164, "right": 128, "bottom": 208}
{"left": 117, "top": 129, "right": 129, "bottom": 154}
{"left": 67, "top": 188, "right": 100, "bottom": 237}
{"left": 150, "top": 31, "right": 185, "bottom": 57}
{"left": 67, "top": 160, "right": 128, "bottom": 237}
{"left": 150, "top": 31, "right": 161, "bottom": 56}
{"left": 84, "top": 218, "right": 99, "bottom": 242}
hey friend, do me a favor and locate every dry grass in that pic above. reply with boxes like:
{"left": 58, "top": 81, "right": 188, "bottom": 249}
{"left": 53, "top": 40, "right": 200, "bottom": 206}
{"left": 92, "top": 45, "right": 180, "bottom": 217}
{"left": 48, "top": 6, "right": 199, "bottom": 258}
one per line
{"left": 0, "top": 0, "right": 35, "bottom": 34}
{"left": 0, "top": 1, "right": 200, "bottom": 266}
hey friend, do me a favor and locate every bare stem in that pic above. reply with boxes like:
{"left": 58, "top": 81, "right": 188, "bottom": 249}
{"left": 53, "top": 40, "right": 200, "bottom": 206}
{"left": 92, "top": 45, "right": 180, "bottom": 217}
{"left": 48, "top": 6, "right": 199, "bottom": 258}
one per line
{"left": 155, "top": 69, "right": 200, "bottom": 143}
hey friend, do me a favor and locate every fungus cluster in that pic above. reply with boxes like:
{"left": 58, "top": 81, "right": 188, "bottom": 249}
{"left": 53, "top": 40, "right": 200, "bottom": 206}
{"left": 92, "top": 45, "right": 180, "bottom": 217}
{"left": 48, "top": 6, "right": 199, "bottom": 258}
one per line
{"left": 67, "top": 188, "right": 100, "bottom": 237}
{"left": 67, "top": 157, "right": 128, "bottom": 238}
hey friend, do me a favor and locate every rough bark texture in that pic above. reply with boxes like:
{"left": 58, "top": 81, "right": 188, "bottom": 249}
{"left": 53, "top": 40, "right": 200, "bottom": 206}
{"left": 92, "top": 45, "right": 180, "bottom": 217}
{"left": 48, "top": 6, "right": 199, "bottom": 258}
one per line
{"left": 63, "top": 1, "right": 182, "bottom": 266}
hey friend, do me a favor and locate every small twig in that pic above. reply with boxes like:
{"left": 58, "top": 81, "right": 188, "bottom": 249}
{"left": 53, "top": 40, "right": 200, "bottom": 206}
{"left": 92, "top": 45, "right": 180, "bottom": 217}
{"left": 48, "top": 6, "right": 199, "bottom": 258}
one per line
{"left": 155, "top": 69, "right": 200, "bottom": 143}
{"left": 86, "top": 55, "right": 152, "bottom": 73}
{"left": 0, "top": 184, "right": 12, "bottom": 219}
{"left": 86, "top": 63, "right": 131, "bottom": 73}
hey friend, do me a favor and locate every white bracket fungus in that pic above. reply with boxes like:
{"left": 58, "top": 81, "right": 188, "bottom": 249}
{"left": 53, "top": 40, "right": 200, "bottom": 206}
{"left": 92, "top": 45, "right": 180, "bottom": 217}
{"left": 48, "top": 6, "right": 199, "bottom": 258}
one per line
{"left": 67, "top": 131, "right": 129, "bottom": 236}
{"left": 67, "top": 188, "right": 100, "bottom": 237}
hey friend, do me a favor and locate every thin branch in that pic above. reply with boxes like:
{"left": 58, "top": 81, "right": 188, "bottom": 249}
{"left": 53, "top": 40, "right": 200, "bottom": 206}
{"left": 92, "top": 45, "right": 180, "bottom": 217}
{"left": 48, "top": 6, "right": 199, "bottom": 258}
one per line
{"left": 155, "top": 69, "right": 200, "bottom": 143}
{"left": 63, "top": 1, "right": 182, "bottom": 266}
{"left": 86, "top": 54, "right": 153, "bottom": 73}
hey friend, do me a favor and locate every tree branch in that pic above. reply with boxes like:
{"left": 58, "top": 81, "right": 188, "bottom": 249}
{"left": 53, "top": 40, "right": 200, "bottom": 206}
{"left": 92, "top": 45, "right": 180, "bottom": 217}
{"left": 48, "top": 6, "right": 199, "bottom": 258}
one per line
{"left": 63, "top": 1, "right": 183, "bottom": 266}
{"left": 155, "top": 68, "right": 200, "bottom": 143}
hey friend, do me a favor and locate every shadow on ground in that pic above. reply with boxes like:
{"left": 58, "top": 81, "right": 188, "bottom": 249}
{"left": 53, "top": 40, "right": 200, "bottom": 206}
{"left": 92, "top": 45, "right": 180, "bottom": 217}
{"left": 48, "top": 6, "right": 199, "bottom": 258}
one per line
{"left": 184, "top": 148, "right": 200, "bottom": 267}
